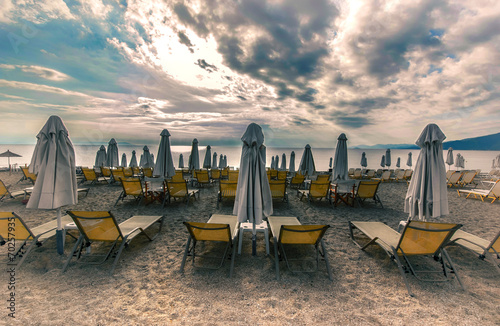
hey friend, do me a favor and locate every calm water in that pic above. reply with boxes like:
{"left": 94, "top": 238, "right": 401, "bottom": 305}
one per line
{"left": 1, "top": 144, "right": 498, "bottom": 172}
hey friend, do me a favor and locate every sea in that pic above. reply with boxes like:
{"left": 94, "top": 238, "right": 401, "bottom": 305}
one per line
{"left": 1, "top": 144, "right": 498, "bottom": 172}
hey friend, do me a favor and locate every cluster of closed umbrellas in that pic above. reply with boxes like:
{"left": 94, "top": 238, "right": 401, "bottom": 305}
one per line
{"left": 446, "top": 147, "right": 467, "bottom": 170}
{"left": 494, "top": 154, "right": 500, "bottom": 169}
{"left": 94, "top": 141, "right": 155, "bottom": 169}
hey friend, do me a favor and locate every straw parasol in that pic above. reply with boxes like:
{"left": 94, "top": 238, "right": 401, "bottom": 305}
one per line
{"left": 0, "top": 149, "right": 21, "bottom": 172}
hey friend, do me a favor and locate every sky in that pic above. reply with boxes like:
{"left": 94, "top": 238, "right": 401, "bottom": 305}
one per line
{"left": 0, "top": 0, "right": 498, "bottom": 148}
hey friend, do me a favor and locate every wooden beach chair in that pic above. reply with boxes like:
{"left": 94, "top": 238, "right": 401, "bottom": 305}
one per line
{"left": 180, "top": 214, "right": 240, "bottom": 277}
{"left": 268, "top": 216, "right": 332, "bottom": 281}
{"left": 0, "top": 212, "right": 73, "bottom": 268}
{"left": 217, "top": 180, "right": 238, "bottom": 208}
{"left": 63, "top": 211, "right": 164, "bottom": 275}
{"left": 349, "top": 220, "right": 464, "bottom": 296}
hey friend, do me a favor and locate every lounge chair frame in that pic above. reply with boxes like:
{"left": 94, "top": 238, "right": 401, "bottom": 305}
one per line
{"left": 298, "top": 181, "right": 330, "bottom": 204}
{"left": 217, "top": 180, "right": 238, "bottom": 209}
{"left": 354, "top": 180, "right": 383, "bottom": 208}
{"left": 269, "top": 180, "right": 288, "bottom": 203}
{"left": 165, "top": 180, "right": 199, "bottom": 206}
{"left": 115, "top": 177, "right": 147, "bottom": 206}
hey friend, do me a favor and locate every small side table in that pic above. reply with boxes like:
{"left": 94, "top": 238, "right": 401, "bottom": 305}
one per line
{"left": 238, "top": 221, "right": 270, "bottom": 255}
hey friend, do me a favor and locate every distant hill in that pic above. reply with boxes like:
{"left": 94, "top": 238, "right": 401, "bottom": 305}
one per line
{"left": 355, "top": 132, "right": 500, "bottom": 150}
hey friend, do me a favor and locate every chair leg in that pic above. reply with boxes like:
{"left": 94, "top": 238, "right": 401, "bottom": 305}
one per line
{"left": 273, "top": 238, "right": 281, "bottom": 281}
{"left": 13, "top": 240, "right": 37, "bottom": 269}
{"left": 179, "top": 236, "right": 192, "bottom": 273}
{"left": 110, "top": 240, "right": 128, "bottom": 275}
{"left": 229, "top": 237, "right": 237, "bottom": 278}
{"left": 62, "top": 235, "right": 84, "bottom": 272}
{"left": 321, "top": 240, "right": 333, "bottom": 281}
{"left": 441, "top": 248, "right": 465, "bottom": 290}
{"left": 392, "top": 249, "right": 414, "bottom": 297}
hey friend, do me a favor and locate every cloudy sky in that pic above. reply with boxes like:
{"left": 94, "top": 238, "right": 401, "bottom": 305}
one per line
{"left": 0, "top": 0, "right": 498, "bottom": 147}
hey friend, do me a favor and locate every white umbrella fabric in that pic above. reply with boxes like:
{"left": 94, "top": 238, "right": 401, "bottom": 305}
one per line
{"left": 329, "top": 157, "right": 333, "bottom": 169}
{"left": 404, "top": 123, "right": 448, "bottom": 221}
{"left": 407, "top": 152, "right": 412, "bottom": 167}
{"left": 492, "top": 159, "right": 496, "bottom": 169}
{"left": 280, "top": 153, "right": 286, "bottom": 171}
{"left": 299, "top": 144, "right": 316, "bottom": 176}
{"left": 289, "top": 151, "right": 295, "bottom": 172}
{"left": 271, "top": 156, "right": 275, "bottom": 169}
{"left": 396, "top": 157, "right": 401, "bottom": 168}
{"left": 360, "top": 152, "right": 367, "bottom": 168}
{"left": 275, "top": 155, "right": 279, "bottom": 171}
{"left": 140, "top": 146, "right": 154, "bottom": 168}
{"left": 188, "top": 139, "right": 200, "bottom": 171}
{"left": 212, "top": 152, "right": 218, "bottom": 169}
{"left": 496, "top": 154, "right": 500, "bottom": 168}
{"left": 178, "top": 154, "right": 184, "bottom": 168}
{"left": 106, "top": 138, "right": 119, "bottom": 167}
{"left": 129, "top": 150, "right": 138, "bottom": 167}
{"left": 95, "top": 145, "right": 107, "bottom": 167}
{"left": 332, "top": 133, "right": 348, "bottom": 181}
{"left": 203, "top": 145, "right": 212, "bottom": 169}
{"left": 121, "top": 153, "right": 127, "bottom": 167}
{"left": 223, "top": 155, "right": 227, "bottom": 168}
{"left": 150, "top": 154, "right": 155, "bottom": 166}
{"left": 219, "top": 154, "right": 223, "bottom": 168}
{"left": 154, "top": 129, "right": 175, "bottom": 178}
{"left": 233, "top": 123, "right": 272, "bottom": 255}
{"left": 446, "top": 147, "right": 454, "bottom": 170}
{"left": 455, "top": 154, "right": 462, "bottom": 169}
{"left": 27, "top": 115, "right": 78, "bottom": 254}
{"left": 380, "top": 155, "right": 386, "bottom": 168}
{"left": 385, "top": 149, "right": 391, "bottom": 167}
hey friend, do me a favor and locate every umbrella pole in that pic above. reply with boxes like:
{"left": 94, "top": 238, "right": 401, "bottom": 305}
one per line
{"left": 56, "top": 207, "right": 64, "bottom": 255}
{"left": 252, "top": 223, "right": 257, "bottom": 256}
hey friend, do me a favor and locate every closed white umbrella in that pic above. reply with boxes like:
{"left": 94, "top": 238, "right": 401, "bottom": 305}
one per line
{"left": 212, "top": 152, "right": 218, "bottom": 169}
{"left": 332, "top": 133, "right": 349, "bottom": 181}
{"left": 455, "top": 154, "right": 461, "bottom": 169}
{"left": 106, "top": 138, "right": 119, "bottom": 167}
{"left": 140, "top": 146, "right": 154, "bottom": 168}
{"left": 203, "top": 145, "right": 212, "bottom": 169}
{"left": 223, "top": 155, "right": 227, "bottom": 168}
{"left": 492, "top": 159, "right": 496, "bottom": 169}
{"left": 233, "top": 123, "right": 272, "bottom": 255}
{"left": 407, "top": 152, "right": 412, "bottom": 167}
{"left": 289, "top": 151, "right": 295, "bottom": 172}
{"left": 404, "top": 124, "right": 448, "bottom": 221}
{"left": 219, "top": 154, "right": 223, "bottom": 168}
{"left": 385, "top": 149, "right": 391, "bottom": 167}
{"left": 299, "top": 144, "right": 316, "bottom": 176}
{"left": 27, "top": 115, "right": 78, "bottom": 254}
{"left": 94, "top": 145, "right": 107, "bottom": 167}
{"left": 446, "top": 147, "right": 454, "bottom": 170}
{"left": 275, "top": 155, "right": 279, "bottom": 170}
{"left": 121, "top": 153, "right": 127, "bottom": 167}
{"left": 396, "top": 157, "right": 401, "bottom": 168}
{"left": 129, "top": 150, "right": 138, "bottom": 167}
{"left": 360, "top": 152, "right": 367, "bottom": 168}
{"left": 150, "top": 154, "right": 155, "bottom": 166}
{"left": 271, "top": 156, "right": 275, "bottom": 169}
{"left": 178, "top": 154, "right": 184, "bottom": 168}
{"left": 280, "top": 153, "right": 286, "bottom": 171}
{"left": 496, "top": 154, "right": 500, "bottom": 168}
{"left": 188, "top": 138, "right": 200, "bottom": 171}
{"left": 380, "top": 155, "right": 386, "bottom": 168}
{"left": 154, "top": 129, "right": 175, "bottom": 178}
{"left": 329, "top": 157, "right": 333, "bottom": 168}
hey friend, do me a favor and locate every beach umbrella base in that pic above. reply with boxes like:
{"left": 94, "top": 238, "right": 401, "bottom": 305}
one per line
{"left": 56, "top": 229, "right": 64, "bottom": 255}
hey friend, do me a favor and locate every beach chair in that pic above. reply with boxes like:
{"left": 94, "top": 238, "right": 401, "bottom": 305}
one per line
{"left": 372, "top": 170, "right": 391, "bottom": 182}
{"left": 123, "top": 167, "right": 133, "bottom": 177}
{"left": 194, "top": 170, "right": 212, "bottom": 187}
{"left": 330, "top": 182, "right": 356, "bottom": 207}
{"left": 269, "top": 169, "right": 278, "bottom": 180}
{"left": 0, "top": 180, "right": 26, "bottom": 201}
{"left": 268, "top": 216, "right": 332, "bottom": 281}
{"left": 115, "top": 177, "right": 147, "bottom": 206}
{"left": 277, "top": 171, "right": 288, "bottom": 181}
{"left": 220, "top": 167, "right": 229, "bottom": 180}
{"left": 457, "top": 181, "right": 500, "bottom": 203}
{"left": 63, "top": 211, "right": 164, "bottom": 275}
{"left": 353, "top": 180, "right": 383, "bottom": 208}
{"left": 20, "top": 166, "right": 37, "bottom": 184}
{"left": 446, "top": 170, "right": 455, "bottom": 180}
{"left": 349, "top": 220, "right": 464, "bottom": 296}
{"left": 142, "top": 167, "right": 153, "bottom": 178}
{"left": 165, "top": 180, "right": 199, "bottom": 206}
{"left": 171, "top": 170, "right": 184, "bottom": 182}
{"left": 298, "top": 181, "right": 330, "bottom": 203}
{"left": 289, "top": 173, "right": 305, "bottom": 190}
{"left": 228, "top": 170, "right": 239, "bottom": 181}
{"left": 390, "top": 170, "right": 405, "bottom": 182}
{"left": 0, "top": 212, "right": 73, "bottom": 268}
{"left": 217, "top": 180, "right": 238, "bottom": 209}
{"left": 348, "top": 168, "right": 355, "bottom": 176}
{"left": 351, "top": 169, "right": 362, "bottom": 179}
{"left": 269, "top": 180, "right": 288, "bottom": 203}
{"left": 447, "top": 171, "right": 463, "bottom": 187}
{"left": 364, "top": 170, "right": 376, "bottom": 179}
{"left": 180, "top": 214, "right": 239, "bottom": 277}
{"left": 403, "top": 169, "right": 413, "bottom": 184}
{"left": 81, "top": 167, "right": 110, "bottom": 184}
{"left": 316, "top": 174, "right": 331, "bottom": 182}
{"left": 110, "top": 168, "right": 125, "bottom": 183}
{"left": 210, "top": 169, "right": 221, "bottom": 182}
{"left": 101, "top": 167, "right": 112, "bottom": 178}
{"left": 132, "top": 166, "right": 141, "bottom": 176}
{"left": 458, "top": 171, "right": 477, "bottom": 188}
{"left": 446, "top": 230, "right": 500, "bottom": 273}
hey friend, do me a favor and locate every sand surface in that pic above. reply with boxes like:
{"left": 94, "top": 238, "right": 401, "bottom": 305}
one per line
{"left": 0, "top": 170, "right": 499, "bottom": 325}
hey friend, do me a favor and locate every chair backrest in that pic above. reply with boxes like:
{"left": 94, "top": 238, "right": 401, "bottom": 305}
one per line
{"left": 82, "top": 168, "right": 97, "bottom": 181}
{"left": 348, "top": 168, "right": 355, "bottom": 175}
{"left": 123, "top": 167, "right": 133, "bottom": 177}
{"left": 21, "top": 166, "right": 37, "bottom": 182}
{"left": 270, "top": 169, "right": 278, "bottom": 178}
{"left": 269, "top": 180, "right": 286, "bottom": 198}
{"left": 171, "top": 170, "right": 184, "bottom": 182}
{"left": 211, "top": 169, "right": 221, "bottom": 180}
{"left": 290, "top": 173, "right": 305, "bottom": 185}
{"left": 111, "top": 168, "right": 125, "bottom": 181}
{"left": 488, "top": 231, "right": 500, "bottom": 254}
{"left": 397, "top": 221, "right": 462, "bottom": 255}
{"left": 489, "top": 181, "right": 500, "bottom": 197}
{"left": 461, "top": 171, "right": 476, "bottom": 184}
{"left": 446, "top": 170, "right": 455, "bottom": 180}
{"left": 0, "top": 212, "right": 34, "bottom": 242}
{"left": 166, "top": 180, "right": 188, "bottom": 197}
{"left": 228, "top": 171, "right": 239, "bottom": 181}
{"left": 277, "top": 171, "right": 288, "bottom": 180}
{"left": 404, "top": 169, "right": 412, "bottom": 178}
{"left": 309, "top": 181, "right": 330, "bottom": 198}
{"left": 0, "top": 180, "right": 9, "bottom": 197}
{"left": 197, "top": 170, "right": 210, "bottom": 184}
{"left": 316, "top": 174, "right": 330, "bottom": 182}
{"left": 356, "top": 180, "right": 381, "bottom": 199}
{"left": 376, "top": 169, "right": 383, "bottom": 176}
{"left": 143, "top": 167, "right": 153, "bottom": 177}
{"left": 448, "top": 172, "right": 463, "bottom": 184}
{"left": 101, "top": 167, "right": 112, "bottom": 177}
{"left": 395, "top": 170, "right": 405, "bottom": 179}
{"left": 219, "top": 180, "right": 238, "bottom": 197}
{"left": 221, "top": 167, "right": 229, "bottom": 177}
{"left": 380, "top": 171, "right": 391, "bottom": 181}
{"left": 279, "top": 224, "right": 329, "bottom": 245}
{"left": 67, "top": 211, "right": 123, "bottom": 242}
{"left": 120, "top": 178, "right": 144, "bottom": 197}
{"left": 132, "top": 166, "right": 141, "bottom": 175}
{"left": 366, "top": 170, "right": 375, "bottom": 178}
{"left": 183, "top": 222, "right": 231, "bottom": 242}
{"left": 353, "top": 170, "right": 362, "bottom": 178}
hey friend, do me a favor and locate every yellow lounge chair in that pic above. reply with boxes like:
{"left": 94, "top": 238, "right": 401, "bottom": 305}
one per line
{"left": 316, "top": 174, "right": 331, "bottom": 182}
{"left": 180, "top": 214, "right": 239, "bottom": 277}
{"left": 171, "top": 170, "right": 185, "bottom": 182}
{"left": 277, "top": 170, "right": 288, "bottom": 181}
{"left": 269, "top": 180, "right": 288, "bottom": 203}
{"left": 447, "top": 229, "right": 500, "bottom": 273}
{"left": 165, "top": 180, "right": 199, "bottom": 206}
{"left": 228, "top": 170, "right": 239, "bottom": 181}
{"left": 447, "top": 171, "right": 463, "bottom": 187}
{"left": 110, "top": 167, "right": 125, "bottom": 183}
{"left": 115, "top": 177, "right": 147, "bottom": 206}
{"left": 0, "top": 180, "right": 26, "bottom": 201}
{"left": 457, "top": 181, "right": 500, "bottom": 203}
{"left": 353, "top": 180, "right": 383, "bottom": 208}
{"left": 349, "top": 220, "right": 464, "bottom": 297}
{"left": 194, "top": 170, "right": 212, "bottom": 187}
{"left": 81, "top": 167, "right": 109, "bottom": 184}
{"left": 298, "top": 181, "right": 330, "bottom": 203}
{"left": 0, "top": 212, "right": 73, "bottom": 268}
{"left": 289, "top": 173, "right": 305, "bottom": 190}
{"left": 20, "top": 166, "right": 37, "bottom": 184}
{"left": 142, "top": 167, "right": 153, "bottom": 178}
{"left": 217, "top": 180, "right": 238, "bottom": 209}
{"left": 210, "top": 169, "right": 221, "bottom": 181}
{"left": 63, "top": 211, "right": 164, "bottom": 275}
{"left": 268, "top": 216, "right": 332, "bottom": 281}
{"left": 123, "top": 167, "right": 134, "bottom": 177}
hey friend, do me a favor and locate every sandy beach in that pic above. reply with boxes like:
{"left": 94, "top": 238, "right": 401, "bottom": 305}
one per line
{"left": 0, "top": 170, "right": 499, "bottom": 325}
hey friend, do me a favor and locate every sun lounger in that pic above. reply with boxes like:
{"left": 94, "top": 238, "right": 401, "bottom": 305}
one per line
{"left": 298, "top": 181, "right": 330, "bottom": 203}
{"left": 19, "top": 166, "right": 37, "bottom": 184}
{"left": 446, "top": 229, "right": 500, "bottom": 273}
{"left": 180, "top": 214, "right": 239, "bottom": 277}
{"left": 268, "top": 216, "right": 332, "bottom": 281}
{"left": 81, "top": 167, "right": 110, "bottom": 184}
{"left": 353, "top": 180, "right": 383, "bottom": 208}
{"left": 0, "top": 180, "right": 26, "bottom": 201}
{"left": 269, "top": 180, "right": 288, "bottom": 203}
{"left": 0, "top": 212, "right": 73, "bottom": 268}
{"left": 63, "top": 211, "right": 164, "bottom": 275}
{"left": 115, "top": 177, "right": 147, "bottom": 206}
{"left": 217, "top": 180, "right": 237, "bottom": 208}
{"left": 457, "top": 181, "right": 500, "bottom": 203}
{"left": 349, "top": 220, "right": 464, "bottom": 296}
{"left": 165, "top": 180, "right": 199, "bottom": 206}
{"left": 447, "top": 171, "right": 463, "bottom": 187}
{"left": 372, "top": 170, "right": 391, "bottom": 182}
